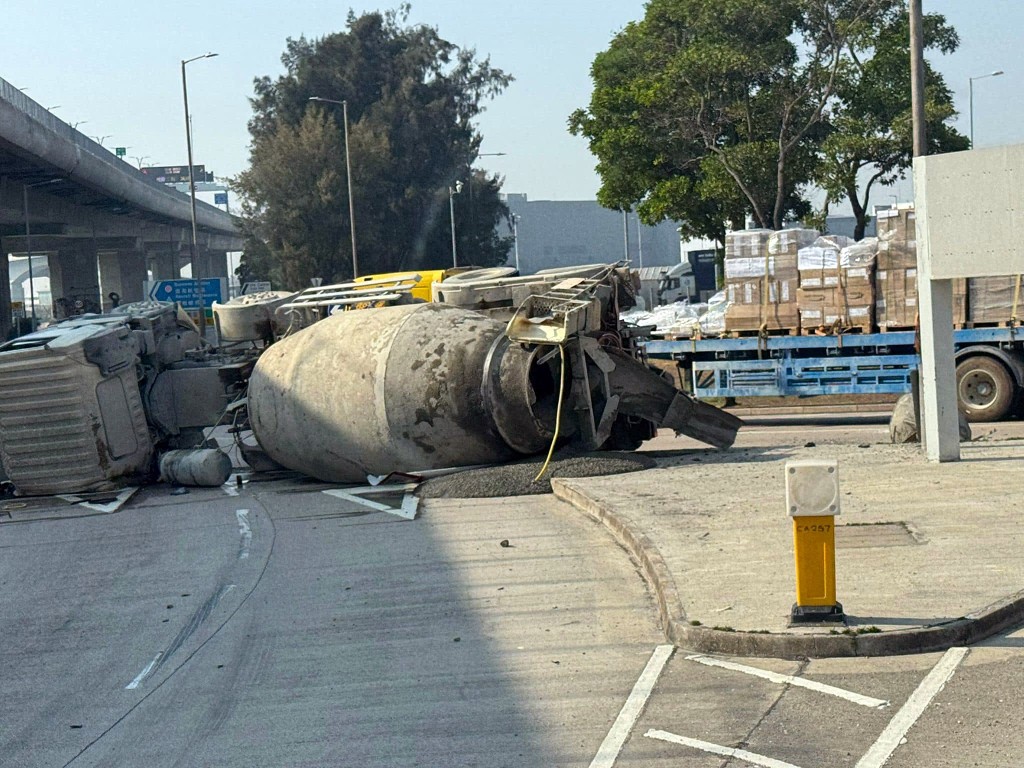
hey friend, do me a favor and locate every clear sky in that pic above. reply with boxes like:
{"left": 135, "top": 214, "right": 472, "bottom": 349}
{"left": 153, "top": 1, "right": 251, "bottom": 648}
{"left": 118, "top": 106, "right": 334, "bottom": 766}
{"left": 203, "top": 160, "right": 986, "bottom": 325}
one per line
{"left": 2, "top": 1, "right": 1021, "bottom": 208}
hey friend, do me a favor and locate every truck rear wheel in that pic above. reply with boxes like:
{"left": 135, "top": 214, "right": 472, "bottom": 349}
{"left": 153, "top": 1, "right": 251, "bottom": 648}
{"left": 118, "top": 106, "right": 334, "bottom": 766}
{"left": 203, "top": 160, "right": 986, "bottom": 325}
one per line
{"left": 956, "top": 356, "right": 1015, "bottom": 422}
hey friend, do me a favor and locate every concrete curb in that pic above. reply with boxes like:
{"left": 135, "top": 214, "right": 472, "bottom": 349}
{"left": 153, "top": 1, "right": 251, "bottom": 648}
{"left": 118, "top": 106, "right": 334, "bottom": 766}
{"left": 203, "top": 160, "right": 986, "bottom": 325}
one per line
{"left": 550, "top": 478, "right": 1024, "bottom": 659}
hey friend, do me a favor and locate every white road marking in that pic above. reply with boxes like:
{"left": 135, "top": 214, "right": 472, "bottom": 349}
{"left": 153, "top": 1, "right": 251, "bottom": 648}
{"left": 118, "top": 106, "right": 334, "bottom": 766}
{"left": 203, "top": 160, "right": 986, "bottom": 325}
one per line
{"left": 323, "top": 489, "right": 394, "bottom": 512}
{"left": 125, "top": 652, "right": 163, "bottom": 690}
{"left": 589, "top": 644, "right": 674, "bottom": 768}
{"left": 323, "top": 487, "right": 421, "bottom": 520}
{"left": 855, "top": 647, "right": 968, "bottom": 768}
{"left": 223, "top": 473, "right": 247, "bottom": 496}
{"left": 235, "top": 509, "right": 252, "bottom": 559}
{"left": 685, "top": 654, "right": 890, "bottom": 709}
{"left": 645, "top": 730, "right": 804, "bottom": 768}
{"left": 388, "top": 494, "right": 420, "bottom": 520}
{"left": 56, "top": 487, "right": 138, "bottom": 513}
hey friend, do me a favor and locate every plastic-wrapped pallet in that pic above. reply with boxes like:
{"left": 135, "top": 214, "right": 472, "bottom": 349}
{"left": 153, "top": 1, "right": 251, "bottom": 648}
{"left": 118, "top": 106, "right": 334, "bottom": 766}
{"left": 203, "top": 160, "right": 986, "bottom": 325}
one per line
{"left": 967, "top": 275, "right": 1023, "bottom": 324}
{"left": 797, "top": 235, "right": 854, "bottom": 289}
{"left": 723, "top": 228, "right": 806, "bottom": 334}
{"left": 876, "top": 206, "right": 917, "bottom": 271}
{"left": 796, "top": 236, "right": 874, "bottom": 332}
{"left": 873, "top": 204, "right": 966, "bottom": 329}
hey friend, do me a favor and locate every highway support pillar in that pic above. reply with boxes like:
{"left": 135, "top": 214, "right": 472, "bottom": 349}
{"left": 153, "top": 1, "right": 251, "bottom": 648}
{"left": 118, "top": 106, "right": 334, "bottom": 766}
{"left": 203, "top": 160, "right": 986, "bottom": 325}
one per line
{"left": 50, "top": 241, "right": 100, "bottom": 318}
{"left": 0, "top": 250, "right": 12, "bottom": 340}
{"left": 99, "top": 247, "right": 147, "bottom": 310}
{"left": 786, "top": 460, "right": 845, "bottom": 625}
{"left": 206, "top": 249, "right": 229, "bottom": 280}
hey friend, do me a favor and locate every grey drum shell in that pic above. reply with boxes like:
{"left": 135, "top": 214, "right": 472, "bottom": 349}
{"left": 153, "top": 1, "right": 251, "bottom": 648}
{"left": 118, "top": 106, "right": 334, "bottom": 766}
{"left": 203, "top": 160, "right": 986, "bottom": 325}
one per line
{"left": 247, "top": 303, "right": 516, "bottom": 482}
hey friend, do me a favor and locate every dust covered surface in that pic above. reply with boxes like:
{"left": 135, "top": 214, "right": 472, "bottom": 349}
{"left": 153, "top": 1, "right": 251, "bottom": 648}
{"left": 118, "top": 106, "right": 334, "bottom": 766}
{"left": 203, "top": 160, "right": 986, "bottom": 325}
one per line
{"left": 416, "top": 451, "right": 656, "bottom": 499}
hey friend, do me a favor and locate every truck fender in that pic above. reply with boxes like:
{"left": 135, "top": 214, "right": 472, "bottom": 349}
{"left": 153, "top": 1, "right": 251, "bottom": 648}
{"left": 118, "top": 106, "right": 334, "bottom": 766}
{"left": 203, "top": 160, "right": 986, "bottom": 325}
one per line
{"left": 954, "top": 344, "right": 1024, "bottom": 389}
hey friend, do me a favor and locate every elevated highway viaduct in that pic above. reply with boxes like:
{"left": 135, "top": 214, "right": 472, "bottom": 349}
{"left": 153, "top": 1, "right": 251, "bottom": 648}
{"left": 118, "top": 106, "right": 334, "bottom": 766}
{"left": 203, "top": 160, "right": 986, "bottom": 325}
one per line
{"left": 0, "top": 76, "right": 242, "bottom": 338}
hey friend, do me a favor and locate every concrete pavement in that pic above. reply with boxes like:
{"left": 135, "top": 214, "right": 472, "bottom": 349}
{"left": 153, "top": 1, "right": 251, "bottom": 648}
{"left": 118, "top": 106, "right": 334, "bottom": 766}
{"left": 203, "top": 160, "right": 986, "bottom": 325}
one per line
{"left": 0, "top": 479, "right": 666, "bottom": 767}
{"left": 551, "top": 429, "right": 1024, "bottom": 659}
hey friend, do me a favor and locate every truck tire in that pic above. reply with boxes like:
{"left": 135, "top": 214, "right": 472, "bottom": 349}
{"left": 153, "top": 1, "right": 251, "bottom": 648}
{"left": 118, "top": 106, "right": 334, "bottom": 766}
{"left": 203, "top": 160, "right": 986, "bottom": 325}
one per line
{"left": 956, "top": 356, "right": 1015, "bottom": 422}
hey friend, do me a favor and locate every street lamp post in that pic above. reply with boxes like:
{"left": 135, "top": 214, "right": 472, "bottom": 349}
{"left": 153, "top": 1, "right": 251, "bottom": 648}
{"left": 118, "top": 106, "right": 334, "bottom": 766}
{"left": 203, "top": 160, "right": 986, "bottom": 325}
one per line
{"left": 182, "top": 52, "right": 218, "bottom": 333}
{"left": 309, "top": 96, "right": 359, "bottom": 278}
{"left": 448, "top": 181, "right": 463, "bottom": 268}
{"left": 622, "top": 210, "right": 630, "bottom": 261}
{"left": 22, "top": 179, "right": 62, "bottom": 330}
{"left": 510, "top": 213, "right": 521, "bottom": 273}
{"left": 969, "top": 70, "right": 1004, "bottom": 147}
{"left": 636, "top": 213, "right": 644, "bottom": 270}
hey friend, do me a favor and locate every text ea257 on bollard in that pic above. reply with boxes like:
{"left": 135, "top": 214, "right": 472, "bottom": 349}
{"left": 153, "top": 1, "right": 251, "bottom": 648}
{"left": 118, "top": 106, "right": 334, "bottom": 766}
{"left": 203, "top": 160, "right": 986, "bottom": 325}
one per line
{"left": 785, "top": 459, "right": 845, "bottom": 625}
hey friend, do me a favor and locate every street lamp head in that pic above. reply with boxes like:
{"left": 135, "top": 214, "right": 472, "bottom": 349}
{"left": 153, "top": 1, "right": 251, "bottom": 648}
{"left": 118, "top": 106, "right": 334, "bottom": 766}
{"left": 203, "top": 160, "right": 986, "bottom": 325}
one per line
{"left": 309, "top": 96, "right": 347, "bottom": 107}
{"left": 971, "top": 70, "right": 1005, "bottom": 82}
{"left": 183, "top": 52, "right": 219, "bottom": 65}
{"left": 454, "top": 180, "right": 464, "bottom": 194}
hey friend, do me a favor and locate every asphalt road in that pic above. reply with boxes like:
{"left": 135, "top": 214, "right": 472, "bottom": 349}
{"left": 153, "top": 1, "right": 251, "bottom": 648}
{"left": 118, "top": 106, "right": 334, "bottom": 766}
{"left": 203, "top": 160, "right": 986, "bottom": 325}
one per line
{"left": 2, "top": 414, "right": 1022, "bottom": 767}
{"left": 0, "top": 478, "right": 666, "bottom": 767}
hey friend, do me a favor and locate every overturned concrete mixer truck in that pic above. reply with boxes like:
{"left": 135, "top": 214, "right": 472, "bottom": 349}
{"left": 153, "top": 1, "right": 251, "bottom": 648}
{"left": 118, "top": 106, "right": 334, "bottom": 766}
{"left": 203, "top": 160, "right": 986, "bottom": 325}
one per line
{"left": 0, "top": 263, "right": 742, "bottom": 495}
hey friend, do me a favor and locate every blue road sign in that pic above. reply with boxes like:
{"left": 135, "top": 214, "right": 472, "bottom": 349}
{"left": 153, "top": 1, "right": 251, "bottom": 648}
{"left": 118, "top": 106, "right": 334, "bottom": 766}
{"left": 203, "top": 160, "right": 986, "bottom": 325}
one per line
{"left": 214, "top": 192, "right": 228, "bottom": 205}
{"left": 147, "top": 278, "right": 224, "bottom": 312}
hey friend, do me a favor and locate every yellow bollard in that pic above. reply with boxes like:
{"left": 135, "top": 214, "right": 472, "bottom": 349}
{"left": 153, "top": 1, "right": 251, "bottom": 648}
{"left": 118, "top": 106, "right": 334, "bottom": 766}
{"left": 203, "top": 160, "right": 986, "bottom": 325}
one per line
{"left": 785, "top": 460, "right": 845, "bottom": 624}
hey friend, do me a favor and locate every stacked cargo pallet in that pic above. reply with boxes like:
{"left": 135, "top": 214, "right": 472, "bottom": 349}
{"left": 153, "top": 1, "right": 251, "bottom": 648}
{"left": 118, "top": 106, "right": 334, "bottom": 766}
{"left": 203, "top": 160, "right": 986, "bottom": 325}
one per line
{"left": 722, "top": 229, "right": 806, "bottom": 335}
{"left": 719, "top": 207, "right": 1020, "bottom": 336}
{"left": 967, "top": 276, "right": 1023, "bottom": 326}
{"left": 796, "top": 236, "right": 877, "bottom": 334}
{"left": 875, "top": 205, "right": 966, "bottom": 329}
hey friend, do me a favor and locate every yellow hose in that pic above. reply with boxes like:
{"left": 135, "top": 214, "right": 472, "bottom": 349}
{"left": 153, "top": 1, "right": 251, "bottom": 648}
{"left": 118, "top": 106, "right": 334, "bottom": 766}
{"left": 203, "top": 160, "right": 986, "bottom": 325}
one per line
{"left": 533, "top": 343, "right": 566, "bottom": 483}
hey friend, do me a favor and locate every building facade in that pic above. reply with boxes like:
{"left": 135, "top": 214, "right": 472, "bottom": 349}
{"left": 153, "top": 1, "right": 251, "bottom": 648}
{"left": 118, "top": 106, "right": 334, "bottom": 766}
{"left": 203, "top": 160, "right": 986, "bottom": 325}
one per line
{"left": 503, "top": 194, "right": 683, "bottom": 274}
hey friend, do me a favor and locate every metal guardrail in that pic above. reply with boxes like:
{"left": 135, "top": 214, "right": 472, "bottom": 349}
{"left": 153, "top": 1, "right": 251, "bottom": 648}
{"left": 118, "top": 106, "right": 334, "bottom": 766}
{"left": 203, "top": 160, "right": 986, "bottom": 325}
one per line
{"left": 280, "top": 276, "right": 421, "bottom": 311}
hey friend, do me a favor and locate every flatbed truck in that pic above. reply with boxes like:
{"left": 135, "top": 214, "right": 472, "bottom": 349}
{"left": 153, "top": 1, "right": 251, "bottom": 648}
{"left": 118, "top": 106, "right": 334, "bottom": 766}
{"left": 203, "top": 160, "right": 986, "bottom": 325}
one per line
{"left": 641, "top": 326, "right": 1024, "bottom": 422}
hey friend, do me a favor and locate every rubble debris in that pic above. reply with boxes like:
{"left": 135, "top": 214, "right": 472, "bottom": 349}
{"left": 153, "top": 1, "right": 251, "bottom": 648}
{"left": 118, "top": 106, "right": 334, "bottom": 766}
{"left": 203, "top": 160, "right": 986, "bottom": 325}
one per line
{"left": 416, "top": 452, "right": 655, "bottom": 499}
{"left": 889, "top": 393, "right": 972, "bottom": 444}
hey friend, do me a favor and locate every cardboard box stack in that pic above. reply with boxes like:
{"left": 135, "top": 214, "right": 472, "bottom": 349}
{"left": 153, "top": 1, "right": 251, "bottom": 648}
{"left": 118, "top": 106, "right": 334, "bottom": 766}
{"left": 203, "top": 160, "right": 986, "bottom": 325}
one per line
{"left": 797, "top": 236, "right": 876, "bottom": 332}
{"left": 875, "top": 204, "right": 966, "bottom": 329}
{"left": 968, "top": 275, "right": 1023, "bottom": 324}
{"left": 723, "top": 229, "right": 809, "bottom": 333}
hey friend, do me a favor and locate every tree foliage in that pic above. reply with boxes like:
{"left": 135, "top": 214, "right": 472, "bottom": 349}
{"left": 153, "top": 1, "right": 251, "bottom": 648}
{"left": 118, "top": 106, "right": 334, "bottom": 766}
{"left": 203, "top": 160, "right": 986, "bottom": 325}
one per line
{"left": 571, "top": 0, "right": 964, "bottom": 241}
{"left": 814, "top": 9, "right": 967, "bottom": 239}
{"left": 234, "top": 6, "right": 514, "bottom": 288}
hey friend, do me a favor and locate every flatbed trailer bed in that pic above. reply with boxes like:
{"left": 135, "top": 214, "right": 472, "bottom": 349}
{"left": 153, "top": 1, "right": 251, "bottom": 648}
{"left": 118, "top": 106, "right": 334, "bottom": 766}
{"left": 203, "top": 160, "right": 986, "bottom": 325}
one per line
{"left": 641, "top": 327, "right": 1024, "bottom": 421}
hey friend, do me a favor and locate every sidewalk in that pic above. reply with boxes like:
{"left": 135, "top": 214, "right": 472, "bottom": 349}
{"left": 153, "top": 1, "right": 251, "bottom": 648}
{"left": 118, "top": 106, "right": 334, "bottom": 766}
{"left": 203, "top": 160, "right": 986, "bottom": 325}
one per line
{"left": 551, "top": 435, "right": 1024, "bottom": 659}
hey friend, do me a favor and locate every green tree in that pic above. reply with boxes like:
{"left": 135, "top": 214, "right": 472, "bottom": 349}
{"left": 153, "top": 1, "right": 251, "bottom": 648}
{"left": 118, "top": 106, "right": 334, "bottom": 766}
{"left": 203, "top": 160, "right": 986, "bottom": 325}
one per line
{"left": 234, "top": 6, "right": 513, "bottom": 288}
{"left": 814, "top": 10, "right": 967, "bottom": 240}
{"left": 570, "top": 0, "right": 902, "bottom": 236}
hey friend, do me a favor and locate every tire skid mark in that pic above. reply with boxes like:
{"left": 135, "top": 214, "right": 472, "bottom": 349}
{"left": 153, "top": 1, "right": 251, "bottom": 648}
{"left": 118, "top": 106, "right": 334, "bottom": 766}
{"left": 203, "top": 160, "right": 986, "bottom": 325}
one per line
{"left": 66, "top": 504, "right": 276, "bottom": 767}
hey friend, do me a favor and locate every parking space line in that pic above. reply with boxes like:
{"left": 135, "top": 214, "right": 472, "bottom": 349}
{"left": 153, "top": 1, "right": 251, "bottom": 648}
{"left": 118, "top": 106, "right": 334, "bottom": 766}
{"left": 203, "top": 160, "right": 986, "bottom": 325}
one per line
{"left": 589, "top": 644, "right": 674, "bottom": 768}
{"left": 685, "top": 654, "right": 890, "bottom": 709}
{"left": 855, "top": 647, "right": 969, "bottom": 768}
{"left": 645, "top": 730, "right": 804, "bottom": 768}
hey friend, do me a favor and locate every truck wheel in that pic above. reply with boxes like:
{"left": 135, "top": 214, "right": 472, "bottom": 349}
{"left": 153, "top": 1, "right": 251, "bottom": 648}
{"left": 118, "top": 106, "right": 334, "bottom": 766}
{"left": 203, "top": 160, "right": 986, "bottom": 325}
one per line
{"left": 956, "top": 356, "right": 1015, "bottom": 422}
